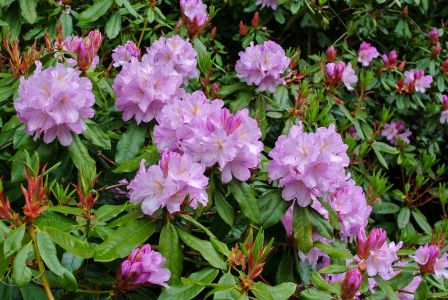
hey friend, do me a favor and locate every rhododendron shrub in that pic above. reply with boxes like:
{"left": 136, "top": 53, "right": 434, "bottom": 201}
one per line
{"left": 1, "top": 0, "right": 448, "bottom": 299}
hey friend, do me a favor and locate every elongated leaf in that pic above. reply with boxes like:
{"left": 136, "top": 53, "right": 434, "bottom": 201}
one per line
{"left": 19, "top": 0, "right": 37, "bottom": 24}
{"left": 105, "top": 12, "right": 121, "bottom": 39}
{"left": 229, "top": 180, "right": 259, "bottom": 224}
{"left": 411, "top": 209, "right": 432, "bottom": 234}
{"left": 82, "top": 121, "right": 111, "bottom": 150}
{"left": 293, "top": 205, "right": 313, "bottom": 254}
{"left": 397, "top": 207, "right": 410, "bottom": 229}
{"left": 252, "top": 282, "right": 297, "bottom": 300}
{"left": 314, "top": 242, "right": 353, "bottom": 260}
{"left": 4, "top": 225, "right": 25, "bottom": 257}
{"left": 79, "top": 0, "right": 113, "bottom": 23}
{"left": 68, "top": 135, "right": 96, "bottom": 180}
{"left": 259, "top": 190, "right": 290, "bottom": 228}
{"left": 36, "top": 230, "right": 65, "bottom": 277}
{"left": 95, "top": 204, "right": 128, "bottom": 222}
{"left": 213, "top": 273, "right": 243, "bottom": 300}
{"left": 311, "top": 273, "right": 338, "bottom": 294}
{"left": 12, "top": 243, "right": 33, "bottom": 288}
{"left": 43, "top": 226, "right": 94, "bottom": 259}
{"left": 159, "top": 268, "right": 219, "bottom": 300}
{"left": 177, "top": 227, "right": 226, "bottom": 269}
{"left": 318, "top": 265, "right": 348, "bottom": 274}
{"left": 215, "top": 190, "right": 234, "bottom": 226}
{"left": 300, "top": 288, "right": 332, "bottom": 300}
{"left": 115, "top": 122, "right": 147, "bottom": 163}
{"left": 20, "top": 283, "right": 47, "bottom": 300}
{"left": 95, "top": 218, "right": 156, "bottom": 262}
{"left": 159, "top": 223, "right": 183, "bottom": 284}
{"left": 309, "top": 209, "right": 333, "bottom": 239}
{"left": 275, "top": 251, "right": 294, "bottom": 284}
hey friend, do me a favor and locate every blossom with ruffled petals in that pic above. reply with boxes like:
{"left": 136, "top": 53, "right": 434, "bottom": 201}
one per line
{"left": 365, "top": 240, "right": 403, "bottom": 279}
{"left": 381, "top": 121, "right": 411, "bottom": 145}
{"left": 114, "top": 244, "right": 170, "bottom": 292}
{"left": 112, "top": 41, "right": 140, "bottom": 67}
{"left": 413, "top": 244, "right": 448, "bottom": 278}
{"left": 404, "top": 69, "right": 433, "bottom": 93}
{"left": 357, "top": 41, "right": 379, "bottom": 67}
{"left": 113, "top": 54, "right": 183, "bottom": 124}
{"left": 146, "top": 35, "right": 197, "bottom": 81}
{"left": 235, "top": 40, "right": 290, "bottom": 93}
{"left": 154, "top": 91, "right": 263, "bottom": 183}
{"left": 180, "top": 0, "right": 208, "bottom": 26}
{"left": 326, "top": 61, "right": 358, "bottom": 91}
{"left": 128, "top": 152, "right": 208, "bottom": 216}
{"left": 256, "top": 0, "right": 278, "bottom": 10}
{"left": 268, "top": 122, "right": 349, "bottom": 206}
{"left": 14, "top": 62, "right": 95, "bottom": 146}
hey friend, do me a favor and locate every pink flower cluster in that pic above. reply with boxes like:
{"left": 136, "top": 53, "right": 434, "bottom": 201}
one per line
{"left": 112, "top": 41, "right": 140, "bottom": 67}
{"left": 128, "top": 152, "right": 208, "bottom": 216}
{"left": 325, "top": 61, "right": 358, "bottom": 90}
{"left": 256, "top": 0, "right": 278, "bottom": 10}
{"left": 180, "top": 0, "right": 208, "bottom": 26}
{"left": 413, "top": 244, "right": 448, "bottom": 278}
{"left": 61, "top": 30, "right": 103, "bottom": 71}
{"left": 357, "top": 228, "right": 403, "bottom": 280}
{"left": 154, "top": 91, "right": 263, "bottom": 183}
{"left": 113, "top": 53, "right": 183, "bottom": 124}
{"left": 114, "top": 244, "right": 170, "bottom": 291}
{"left": 14, "top": 62, "right": 95, "bottom": 146}
{"left": 268, "top": 123, "right": 349, "bottom": 207}
{"left": 235, "top": 40, "right": 290, "bottom": 93}
{"left": 381, "top": 120, "right": 412, "bottom": 145}
{"left": 146, "top": 35, "right": 198, "bottom": 81}
{"left": 328, "top": 180, "right": 372, "bottom": 240}
{"left": 404, "top": 69, "right": 433, "bottom": 93}
{"left": 357, "top": 41, "right": 379, "bottom": 67}
{"left": 441, "top": 95, "right": 448, "bottom": 124}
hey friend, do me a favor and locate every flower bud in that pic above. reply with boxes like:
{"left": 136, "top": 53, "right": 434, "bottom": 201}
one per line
{"left": 442, "top": 59, "right": 448, "bottom": 74}
{"left": 251, "top": 11, "right": 259, "bottom": 27}
{"left": 326, "top": 46, "right": 337, "bottom": 62}
{"left": 210, "top": 26, "right": 217, "bottom": 39}
{"left": 357, "top": 228, "right": 386, "bottom": 259}
{"left": 443, "top": 95, "right": 448, "bottom": 111}
{"left": 402, "top": 5, "right": 408, "bottom": 18}
{"left": 239, "top": 21, "right": 248, "bottom": 36}
{"left": 341, "top": 269, "right": 364, "bottom": 300}
{"left": 429, "top": 28, "right": 439, "bottom": 45}
{"left": 432, "top": 43, "right": 442, "bottom": 57}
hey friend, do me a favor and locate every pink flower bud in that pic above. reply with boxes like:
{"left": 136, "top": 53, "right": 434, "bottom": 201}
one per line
{"left": 413, "top": 244, "right": 440, "bottom": 274}
{"left": 341, "top": 269, "right": 364, "bottom": 300}
{"left": 429, "top": 28, "right": 439, "bottom": 45}
{"left": 239, "top": 21, "right": 248, "bottom": 36}
{"left": 442, "top": 59, "right": 448, "bottom": 74}
{"left": 357, "top": 228, "right": 386, "bottom": 259}
{"left": 432, "top": 43, "right": 442, "bottom": 57}
{"left": 326, "top": 46, "right": 337, "bottom": 62}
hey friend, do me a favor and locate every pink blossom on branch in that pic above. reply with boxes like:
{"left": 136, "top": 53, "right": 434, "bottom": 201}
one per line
{"left": 180, "top": 0, "right": 208, "bottom": 26}
{"left": 404, "top": 69, "right": 433, "bottom": 93}
{"left": 235, "top": 40, "right": 290, "bottom": 93}
{"left": 114, "top": 244, "right": 170, "bottom": 292}
{"left": 128, "top": 152, "right": 209, "bottom": 216}
{"left": 112, "top": 40, "right": 140, "bottom": 67}
{"left": 381, "top": 120, "right": 412, "bottom": 145}
{"left": 381, "top": 50, "right": 398, "bottom": 70}
{"left": 61, "top": 30, "right": 103, "bottom": 71}
{"left": 413, "top": 244, "right": 448, "bottom": 278}
{"left": 14, "top": 62, "right": 95, "bottom": 146}
{"left": 325, "top": 61, "right": 358, "bottom": 90}
{"left": 357, "top": 41, "right": 379, "bottom": 67}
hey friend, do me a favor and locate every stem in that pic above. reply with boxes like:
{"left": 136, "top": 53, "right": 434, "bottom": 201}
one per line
{"left": 77, "top": 289, "right": 113, "bottom": 295}
{"left": 29, "top": 225, "right": 54, "bottom": 300}
{"left": 138, "top": 18, "right": 148, "bottom": 48}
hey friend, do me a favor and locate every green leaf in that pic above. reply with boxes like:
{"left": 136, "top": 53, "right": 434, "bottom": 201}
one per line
{"left": 79, "top": 0, "right": 113, "bottom": 23}
{"left": 19, "top": 0, "right": 37, "bottom": 24}
{"left": 158, "top": 268, "right": 219, "bottom": 300}
{"left": 310, "top": 273, "right": 338, "bottom": 294}
{"left": 414, "top": 279, "right": 430, "bottom": 300}
{"left": 177, "top": 227, "right": 226, "bottom": 270}
{"left": 411, "top": 209, "right": 432, "bottom": 234}
{"left": 213, "top": 273, "right": 244, "bottom": 300}
{"left": 34, "top": 211, "right": 76, "bottom": 233}
{"left": 159, "top": 223, "right": 183, "bottom": 285}
{"left": 12, "top": 243, "right": 33, "bottom": 288}
{"left": 252, "top": 282, "right": 297, "bottom": 300}
{"left": 229, "top": 180, "right": 260, "bottom": 224}
{"left": 82, "top": 121, "right": 111, "bottom": 150}
{"left": 397, "top": 207, "right": 410, "bottom": 229}
{"left": 314, "top": 242, "right": 353, "bottom": 260}
{"left": 36, "top": 230, "right": 65, "bottom": 277}
{"left": 59, "top": 13, "right": 72, "bottom": 36}
{"left": 115, "top": 122, "right": 147, "bottom": 163}
{"left": 42, "top": 227, "right": 94, "bottom": 259}
{"left": 105, "top": 12, "right": 121, "bottom": 39}
{"left": 374, "top": 275, "right": 400, "bottom": 300}
{"left": 113, "top": 145, "right": 160, "bottom": 173}
{"left": 68, "top": 135, "right": 96, "bottom": 180}
{"left": 47, "top": 206, "right": 83, "bottom": 216}
{"left": 276, "top": 251, "right": 294, "bottom": 284}
{"left": 215, "top": 190, "right": 234, "bottom": 226}
{"left": 337, "top": 104, "right": 364, "bottom": 140}
{"left": 4, "top": 225, "right": 25, "bottom": 257}
{"left": 61, "top": 252, "right": 83, "bottom": 273}
{"left": 293, "top": 205, "right": 313, "bottom": 253}
{"left": 95, "top": 218, "right": 156, "bottom": 262}
{"left": 300, "top": 288, "right": 332, "bottom": 300}
{"left": 318, "top": 265, "right": 348, "bottom": 274}
{"left": 373, "top": 202, "right": 400, "bottom": 214}
{"left": 20, "top": 283, "right": 47, "bottom": 300}
{"left": 259, "top": 190, "right": 290, "bottom": 229}
{"left": 309, "top": 209, "right": 333, "bottom": 239}
{"left": 95, "top": 204, "right": 128, "bottom": 222}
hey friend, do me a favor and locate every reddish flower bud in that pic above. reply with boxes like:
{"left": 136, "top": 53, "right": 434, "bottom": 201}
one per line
{"left": 341, "top": 269, "right": 364, "bottom": 300}
{"left": 442, "top": 59, "right": 448, "bottom": 74}
{"left": 22, "top": 166, "right": 48, "bottom": 223}
{"left": 402, "top": 5, "right": 408, "bottom": 18}
{"left": 429, "top": 28, "right": 439, "bottom": 45}
{"left": 357, "top": 228, "right": 386, "bottom": 259}
{"left": 239, "top": 21, "right": 248, "bottom": 36}
{"left": 0, "top": 187, "right": 19, "bottom": 224}
{"left": 251, "top": 12, "right": 259, "bottom": 27}
{"left": 326, "top": 46, "right": 337, "bottom": 62}
{"left": 210, "top": 26, "right": 217, "bottom": 39}
{"left": 432, "top": 43, "right": 442, "bottom": 57}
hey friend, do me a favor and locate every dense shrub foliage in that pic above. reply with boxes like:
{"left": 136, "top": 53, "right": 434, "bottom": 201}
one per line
{"left": 0, "top": 0, "right": 448, "bottom": 299}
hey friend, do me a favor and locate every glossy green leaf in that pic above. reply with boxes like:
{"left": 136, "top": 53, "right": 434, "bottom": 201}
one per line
{"left": 229, "top": 180, "right": 259, "bottom": 224}
{"left": 105, "top": 12, "right": 121, "bottom": 39}
{"left": 43, "top": 226, "right": 94, "bottom": 259}
{"left": 115, "top": 122, "right": 147, "bottom": 163}
{"left": 259, "top": 190, "right": 290, "bottom": 228}
{"left": 68, "top": 135, "right": 96, "bottom": 180}
{"left": 79, "top": 0, "right": 113, "bottom": 23}
{"left": 314, "top": 242, "right": 353, "bottom": 260}
{"left": 252, "top": 282, "right": 297, "bottom": 300}
{"left": 412, "top": 209, "right": 432, "bottom": 234}
{"left": 215, "top": 190, "right": 234, "bottom": 226}
{"left": 293, "top": 205, "right": 313, "bottom": 254}
{"left": 82, "top": 121, "right": 111, "bottom": 150}
{"left": 159, "top": 223, "right": 183, "bottom": 284}
{"left": 12, "top": 243, "right": 33, "bottom": 288}
{"left": 4, "top": 224, "right": 25, "bottom": 257}
{"left": 374, "top": 275, "right": 400, "bottom": 300}
{"left": 36, "top": 230, "right": 66, "bottom": 277}
{"left": 19, "top": 0, "right": 37, "bottom": 24}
